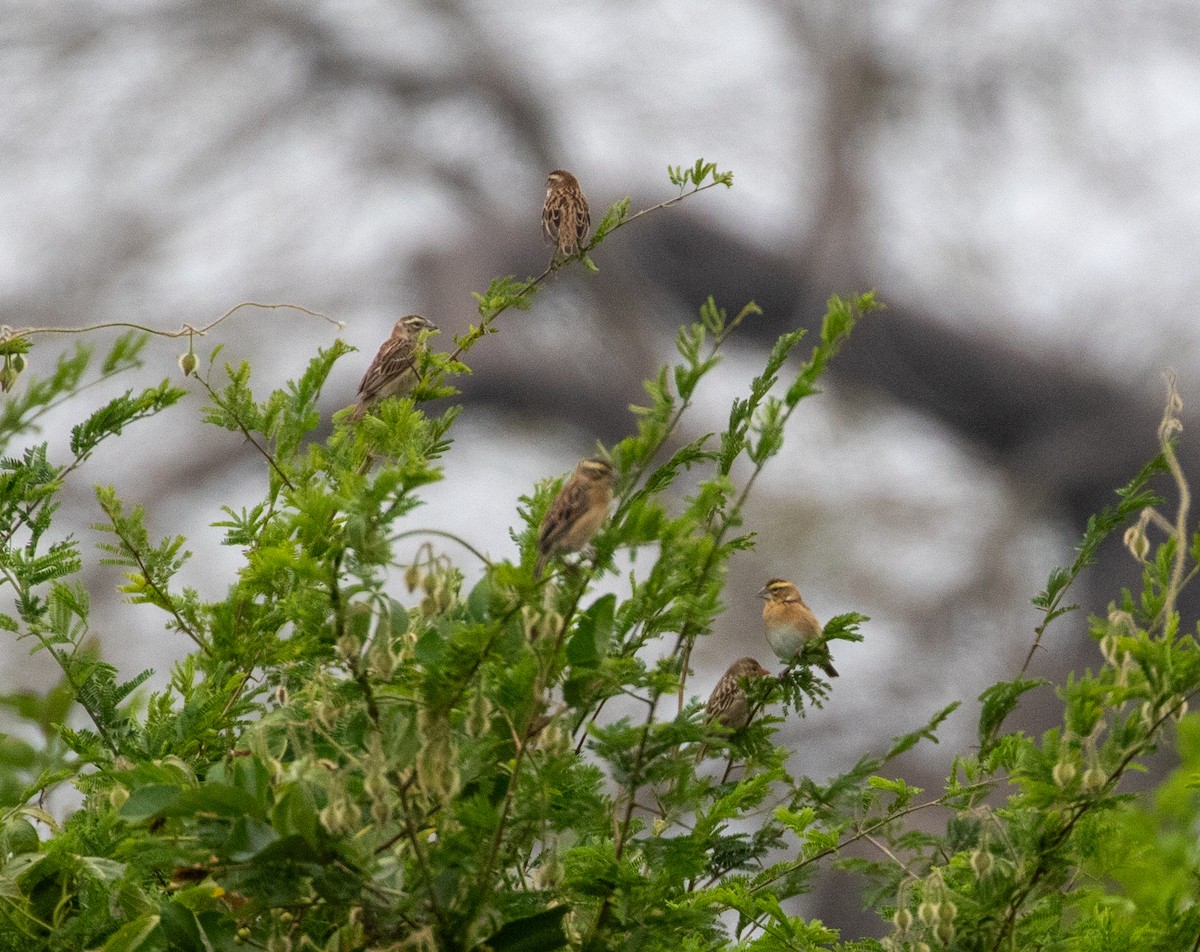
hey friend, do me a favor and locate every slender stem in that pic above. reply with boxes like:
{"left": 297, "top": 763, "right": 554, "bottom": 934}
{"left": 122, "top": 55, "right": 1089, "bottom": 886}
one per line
{"left": 103, "top": 512, "right": 211, "bottom": 655}
{"left": 1160, "top": 435, "right": 1189, "bottom": 631}
{"left": 0, "top": 301, "right": 342, "bottom": 343}
{"left": 748, "top": 787, "right": 990, "bottom": 895}
{"left": 476, "top": 735, "right": 531, "bottom": 895}
{"left": 195, "top": 374, "right": 296, "bottom": 492}
{"left": 605, "top": 179, "right": 729, "bottom": 239}
{"left": 391, "top": 528, "right": 494, "bottom": 568}
{"left": 442, "top": 179, "right": 727, "bottom": 371}
{"left": 219, "top": 669, "right": 256, "bottom": 720}
{"left": 395, "top": 781, "right": 449, "bottom": 933}
{"left": 590, "top": 693, "right": 657, "bottom": 939}
{"left": 864, "top": 832, "right": 920, "bottom": 881}
{"left": 742, "top": 913, "right": 805, "bottom": 951}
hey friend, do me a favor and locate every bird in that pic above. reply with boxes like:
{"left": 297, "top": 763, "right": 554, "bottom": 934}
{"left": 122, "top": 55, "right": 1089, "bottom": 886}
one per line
{"left": 758, "top": 578, "right": 839, "bottom": 677}
{"left": 534, "top": 457, "right": 616, "bottom": 578}
{"left": 705, "top": 657, "right": 772, "bottom": 731}
{"left": 542, "top": 169, "right": 590, "bottom": 259}
{"left": 350, "top": 315, "right": 437, "bottom": 420}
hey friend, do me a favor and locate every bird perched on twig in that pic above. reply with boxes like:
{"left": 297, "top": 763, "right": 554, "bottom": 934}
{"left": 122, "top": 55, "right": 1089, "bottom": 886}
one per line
{"left": 534, "top": 457, "right": 615, "bottom": 578}
{"left": 697, "top": 656, "right": 771, "bottom": 761}
{"left": 706, "top": 656, "right": 772, "bottom": 731}
{"left": 758, "top": 578, "right": 839, "bottom": 678}
{"left": 350, "top": 314, "right": 436, "bottom": 421}
{"left": 542, "top": 169, "right": 590, "bottom": 259}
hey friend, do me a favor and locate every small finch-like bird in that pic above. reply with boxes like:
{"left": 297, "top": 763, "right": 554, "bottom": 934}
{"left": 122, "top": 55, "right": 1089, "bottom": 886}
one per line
{"left": 350, "top": 315, "right": 436, "bottom": 420}
{"left": 758, "top": 578, "right": 839, "bottom": 678}
{"left": 542, "top": 169, "right": 590, "bottom": 259}
{"left": 706, "top": 657, "right": 772, "bottom": 731}
{"left": 534, "top": 457, "right": 616, "bottom": 578}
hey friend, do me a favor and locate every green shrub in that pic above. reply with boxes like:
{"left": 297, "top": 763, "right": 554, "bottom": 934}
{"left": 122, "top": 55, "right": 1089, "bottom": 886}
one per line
{"left": 0, "top": 163, "right": 1195, "bottom": 951}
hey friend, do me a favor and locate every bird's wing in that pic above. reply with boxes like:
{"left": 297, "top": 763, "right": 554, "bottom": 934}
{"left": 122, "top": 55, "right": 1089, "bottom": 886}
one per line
{"left": 357, "top": 336, "right": 416, "bottom": 403}
{"left": 538, "top": 478, "right": 588, "bottom": 553}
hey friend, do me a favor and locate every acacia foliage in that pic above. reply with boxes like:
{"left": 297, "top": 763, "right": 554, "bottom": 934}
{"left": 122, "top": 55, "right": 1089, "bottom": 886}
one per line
{"left": 0, "top": 167, "right": 1196, "bottom": 952}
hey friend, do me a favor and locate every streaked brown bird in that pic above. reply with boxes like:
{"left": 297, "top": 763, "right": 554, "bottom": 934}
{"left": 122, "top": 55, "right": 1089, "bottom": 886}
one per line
{"left": 350, "top": 315, "right": 436, "bottom": 420}
{"left": 706, "top": 656, "right": 772, "bottom": 731}
{"left": 534, "top": 457, "right": 615, "bottom": 578}
{"left": 542, "top": 169, "right": 590, "bottom": 259}
{"left": 758, "top": 578, "right": 839, "bottom": 678}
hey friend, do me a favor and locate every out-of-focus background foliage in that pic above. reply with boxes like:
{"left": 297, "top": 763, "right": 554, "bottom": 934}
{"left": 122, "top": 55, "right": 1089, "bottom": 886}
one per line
{"left": 5, "top": 0, "right": 1199, "bottom": 932}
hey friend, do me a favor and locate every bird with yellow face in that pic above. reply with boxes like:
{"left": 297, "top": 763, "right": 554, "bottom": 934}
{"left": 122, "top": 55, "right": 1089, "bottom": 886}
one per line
{"left": 758, "top": 578, "right": 839, "bottom": 677}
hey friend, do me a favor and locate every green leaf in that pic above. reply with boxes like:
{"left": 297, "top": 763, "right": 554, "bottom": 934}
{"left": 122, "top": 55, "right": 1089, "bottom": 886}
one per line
{"left": 978, "top": 678, "right": 1047, "bottom": 752}
{"left": 157, "top": 901, "right": 211, "bottom": 952}
{"left": 102, "top": 915, "right": 162, "bottom": 952}
{"left": 489, "top": 907, "right": 570, "bottom": 952}
{"left": 119, "top": 784, "right": 184, "bottom": 822}
{"left": 567, "top": 594, "right": 616, "bottom": 669}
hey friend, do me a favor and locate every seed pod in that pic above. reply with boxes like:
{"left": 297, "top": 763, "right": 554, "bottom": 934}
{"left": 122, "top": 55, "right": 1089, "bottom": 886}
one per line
{"left": 1122, "top": 521, "right": 1150, "bottom": 561}
{"left": 970, "top": 848, "right": 994, "bottom": 879}
{"left": 1052, "top": 760, "right": 1076, "bottom": 788}
{"left": 467, "top": 690, "right": 492, "bottom": 738}
{"left": 368, "top": 635, "right": 395, "bottom": 680}
{"left": 892, "top": 908, "right": 913, "bottom": 932}
{"left": 178, "top": 351, "right": 198, "bottom": 377}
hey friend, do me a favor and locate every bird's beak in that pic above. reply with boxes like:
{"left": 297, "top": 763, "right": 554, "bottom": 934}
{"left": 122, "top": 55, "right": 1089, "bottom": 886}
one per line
{"left": 756, "top": 586, "right": 769, "bottom": 599}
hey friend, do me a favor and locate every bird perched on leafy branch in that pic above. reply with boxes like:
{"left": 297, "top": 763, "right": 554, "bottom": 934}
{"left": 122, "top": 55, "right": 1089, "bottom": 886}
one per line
{"left": 534, "top": 457, "right": 615, "bottom": 578}
{"left": 542, "top": 169, "right": 590, "bottom": 259}
{"left": 350, "top": 315, "right": 436, "bottom": 420}
{"left": 706, "top": 656, "right": 772, "bottom": 731}
{"left": 697, "top": 656, "right": 771, "bottom": 761}
{"left": 758, "top": 578, "right": 839, "bottom": 677}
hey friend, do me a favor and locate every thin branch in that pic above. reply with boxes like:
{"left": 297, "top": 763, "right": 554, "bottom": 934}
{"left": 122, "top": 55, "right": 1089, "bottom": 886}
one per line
{"left": 748, "top": 785, "right": 992, "bottom": 895}
{"left": 103, "top": 513, "right": 211, "bottom": 656}
{"left": 391, "top": 528, "right": 494, "bottom": 568}
{"left": 395, "top": 781, "right": 450, "bottom": 934}
{"left": 864, "top": 832, "right": 920, "bottom": 881}
{"left": 194, "top": 373, "right": 296, "bottom": 492}
{"left": 1158, "top": 374, "right": 1188, "bottom": 630}
{"left": 443, "top": 179, "right": 728, "bottom": 370}
{"left": 475, "top": 735, "right": 531, "bottom": 896}
{"left": 0, "top": 301, "right": 343, "bottom": 343}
